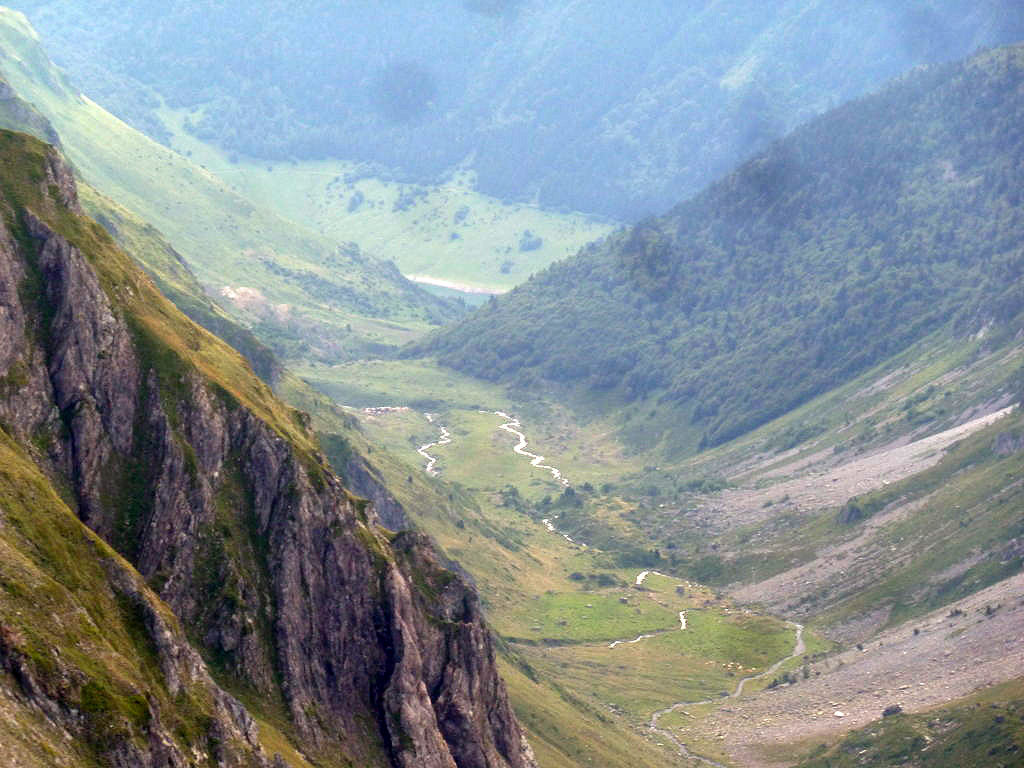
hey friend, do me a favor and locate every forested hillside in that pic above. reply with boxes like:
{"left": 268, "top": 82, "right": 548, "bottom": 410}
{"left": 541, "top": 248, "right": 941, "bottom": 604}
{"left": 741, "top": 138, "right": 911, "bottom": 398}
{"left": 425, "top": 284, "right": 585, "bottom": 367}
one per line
{"left": 420, "top": 44, "right": 1024, "bottom": 453}
{"left": 8, "top": 0, "right": 1023, "bottom": 216}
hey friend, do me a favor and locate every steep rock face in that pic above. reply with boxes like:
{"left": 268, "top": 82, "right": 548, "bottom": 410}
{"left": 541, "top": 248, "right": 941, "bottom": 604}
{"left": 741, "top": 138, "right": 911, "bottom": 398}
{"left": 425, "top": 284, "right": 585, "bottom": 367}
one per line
{"left": 0, "top": 564, "right": 277, "bottom": 768}
{"left": 341, "top": 451, "right": 410, "bottom": 531}
{"left": 0, "top": 133, "right": 535, "bottom": 768}
{"left": 0, "top": 428, "right": 276, "bottom": 767}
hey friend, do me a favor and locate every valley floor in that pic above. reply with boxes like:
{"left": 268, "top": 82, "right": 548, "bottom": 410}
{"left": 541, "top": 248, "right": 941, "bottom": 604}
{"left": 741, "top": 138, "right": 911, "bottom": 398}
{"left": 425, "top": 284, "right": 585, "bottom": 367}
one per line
{"left": 302, "top": 346, "right": 1024, "bottom": 768}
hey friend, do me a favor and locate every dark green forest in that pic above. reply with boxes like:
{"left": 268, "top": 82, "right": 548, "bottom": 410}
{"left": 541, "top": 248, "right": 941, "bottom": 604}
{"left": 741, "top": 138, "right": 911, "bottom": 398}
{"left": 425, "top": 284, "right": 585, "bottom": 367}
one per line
{"left": 418, "top": 44, "right": 1024, "bottom": 453}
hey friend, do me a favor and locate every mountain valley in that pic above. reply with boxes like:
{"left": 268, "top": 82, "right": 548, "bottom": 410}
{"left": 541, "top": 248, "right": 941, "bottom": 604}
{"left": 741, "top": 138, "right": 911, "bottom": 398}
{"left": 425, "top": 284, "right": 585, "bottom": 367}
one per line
{"left": 0, "top": 7, "right": 1021, "bottom": 768}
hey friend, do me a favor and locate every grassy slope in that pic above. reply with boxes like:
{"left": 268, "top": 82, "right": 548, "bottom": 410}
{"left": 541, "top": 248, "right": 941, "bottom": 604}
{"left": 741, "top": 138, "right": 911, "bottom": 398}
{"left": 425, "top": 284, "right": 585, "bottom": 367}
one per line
{"left": 0, "top": 131, "right": 319, "bottom": 456}
{"left": 279, "top": 369, "right": 833, "bottom": 768}
{"left": 0, "top": 66, "right": 283, "bottom": 383}
{"left": 294, "top": 291, "right": 1024, "bottom": 766}
{"left": 4, "top": 9, "right": 1019, "bottom": 764}
{"left": 420, "top": 43, "right": 1024, "bottom": 456}
{"left": 0, "top": 424, "right": 320, "bottom": 767}
{"left": 0, "top": 127, "right": 391, "bottom": 765}
{"left": 0, "top": 29, "right": 742, "bottom": 766}
{"left": 0, "top": 8, "right": 454, "bottom": 361}
{"left": 609, "top": 326, "right": 1024, "bottom": 626}
{"left": 277, "top": 378, "right": 683, "bottom": 768}
{"left": 794, "top": 678, "right": 1024, "bottom": 768}
{"left": 814, "top": 408, "right": 1024, "bottom": 629}
{"left": 0, "top": 61, "right": 670, "bottom": 768}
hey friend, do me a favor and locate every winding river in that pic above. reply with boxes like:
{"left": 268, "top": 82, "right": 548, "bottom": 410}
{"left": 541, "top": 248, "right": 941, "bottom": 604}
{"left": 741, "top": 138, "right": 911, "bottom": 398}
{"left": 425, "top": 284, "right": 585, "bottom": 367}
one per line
{"left": 416, "top": 413, "right": 452, "bottom": 477}
{"left": 485, "top": 411, "right": 584, "bottom": 545}
{"left": 416, "top": 409, "right": 583, "bottom": 545}
{"left": 412, "top": 408, "right": 803, "bottom": 765}
{"left": 490, "top": 411, "right": 571, "bottom": 487}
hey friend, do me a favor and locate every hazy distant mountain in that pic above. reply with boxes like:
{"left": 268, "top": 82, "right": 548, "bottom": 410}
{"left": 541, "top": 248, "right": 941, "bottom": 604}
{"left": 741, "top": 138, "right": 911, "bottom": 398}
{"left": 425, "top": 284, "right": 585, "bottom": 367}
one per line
{"left": 419, "top": 43, "right": 1024, "bottom": 454}
{"left": 7, "top": 0, "right": 1024, "bottom": 217}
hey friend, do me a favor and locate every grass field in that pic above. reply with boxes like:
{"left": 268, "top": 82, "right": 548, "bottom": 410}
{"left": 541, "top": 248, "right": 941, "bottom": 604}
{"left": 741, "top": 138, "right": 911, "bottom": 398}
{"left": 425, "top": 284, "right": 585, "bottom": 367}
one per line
{"left": 512, "top": 582, "right": 800, "bottom": 722}
{"left": 295, "top": 358, "right": 515, "bottom": 410}
{"left": 506, "top": 591, "right": 680, "bottom": 643}
{"left": 297, "top": 357, "right": 642, "bottom": 493}
{"left": 160, "top": 106, "right": 616, "bottom": 294}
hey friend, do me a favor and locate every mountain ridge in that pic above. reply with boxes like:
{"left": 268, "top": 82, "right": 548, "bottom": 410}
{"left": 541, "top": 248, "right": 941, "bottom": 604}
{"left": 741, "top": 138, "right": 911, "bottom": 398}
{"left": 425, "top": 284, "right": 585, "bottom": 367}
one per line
{"left": 0, "top": 129, "right": 536, "bottom": 768}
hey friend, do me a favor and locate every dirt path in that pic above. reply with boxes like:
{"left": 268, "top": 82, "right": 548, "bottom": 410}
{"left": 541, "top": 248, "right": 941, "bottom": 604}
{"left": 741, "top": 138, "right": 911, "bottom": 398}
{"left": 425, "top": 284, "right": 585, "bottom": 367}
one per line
{"left": 649, "top": 622, "right": 806, "bottom": 767}
{"left": 416, "top": 413, "right": 452, "bottom": 477}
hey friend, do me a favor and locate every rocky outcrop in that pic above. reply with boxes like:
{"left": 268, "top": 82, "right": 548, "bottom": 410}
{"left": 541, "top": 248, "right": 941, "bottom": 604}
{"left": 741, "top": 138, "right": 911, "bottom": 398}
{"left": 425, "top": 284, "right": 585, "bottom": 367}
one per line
{"left": 993, "top": 430, "right": 1023, "bottom": 456}
{"left": 341, "top": 450, "right": 410, "bottom": 531}
{"left": 0, "top": 546, "right": 276, "bottom": 768}
{"left": 0, "top": 136, "right": 536, "bottom": 768}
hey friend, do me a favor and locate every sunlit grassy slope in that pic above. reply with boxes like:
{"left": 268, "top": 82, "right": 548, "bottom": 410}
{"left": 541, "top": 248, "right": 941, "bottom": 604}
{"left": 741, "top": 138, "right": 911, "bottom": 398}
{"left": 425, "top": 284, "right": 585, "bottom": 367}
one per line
{"left": 163, "top": 107, "right": 616, "bottom": 294}
{"left": 0, "top": 130, "right": 339, "bottom": 767}
{"left": 0, "top": 129, "right": 321, "bottom": 459}
{"left": 290, "top": 312, "right": 1022, "bottom": 765}
{"left": 0, "top": 426, "right": 320, "bottom": 767}
{"left": 275, "top": 377, "right": 694, "bottom": 768}
{"left": 0, "top": 38, "right": 691, "bottom": 766}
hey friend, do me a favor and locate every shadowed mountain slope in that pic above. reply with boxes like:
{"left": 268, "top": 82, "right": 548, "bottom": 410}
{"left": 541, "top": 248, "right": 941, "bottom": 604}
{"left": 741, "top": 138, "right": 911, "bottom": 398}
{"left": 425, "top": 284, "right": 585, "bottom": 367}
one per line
{"left": 7, "top": 0, "right": 1024, "bottom": 217}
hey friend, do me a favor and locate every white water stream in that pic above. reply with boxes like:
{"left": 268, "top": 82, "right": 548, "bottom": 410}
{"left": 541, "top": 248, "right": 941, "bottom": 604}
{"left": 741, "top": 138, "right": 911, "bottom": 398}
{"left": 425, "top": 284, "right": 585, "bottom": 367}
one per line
{"left": 607, "top": 573, "right": 688, "bottom": 649}
{"left": 416, "top": 413, "right": 452, "bottom": 477}
{"left": 482, "top": 410, "right": 586, "bottom": 546}
{"left": 414, "top": 408, "right": 583, "bottom": 545}
{"left": 489, "top": 411, "right": 571, "bottom": 487}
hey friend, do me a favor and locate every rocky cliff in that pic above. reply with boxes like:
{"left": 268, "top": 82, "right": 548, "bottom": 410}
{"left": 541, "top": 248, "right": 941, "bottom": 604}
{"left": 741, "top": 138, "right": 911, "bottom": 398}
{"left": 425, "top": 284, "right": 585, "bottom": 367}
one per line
{"left": 0, "top": 129, "right": 535, "bottom": 768}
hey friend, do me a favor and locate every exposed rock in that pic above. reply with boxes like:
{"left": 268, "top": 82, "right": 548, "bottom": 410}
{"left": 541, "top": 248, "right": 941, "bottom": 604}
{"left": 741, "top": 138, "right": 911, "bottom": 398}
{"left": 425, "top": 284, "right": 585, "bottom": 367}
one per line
{"left": 0, "top": 137, "right": 537, "bottom": 767}
{"left": 342, "top": 450, "right": 410, "bottom": 531}
{"left": 993, "top": 431, "right": 1023, "bottom": 456}
{"left": 837, "top": 499, "right": 865, "bottom": 525}
{"left": 0, "top": 557, "right": 276, "bottom": 768}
